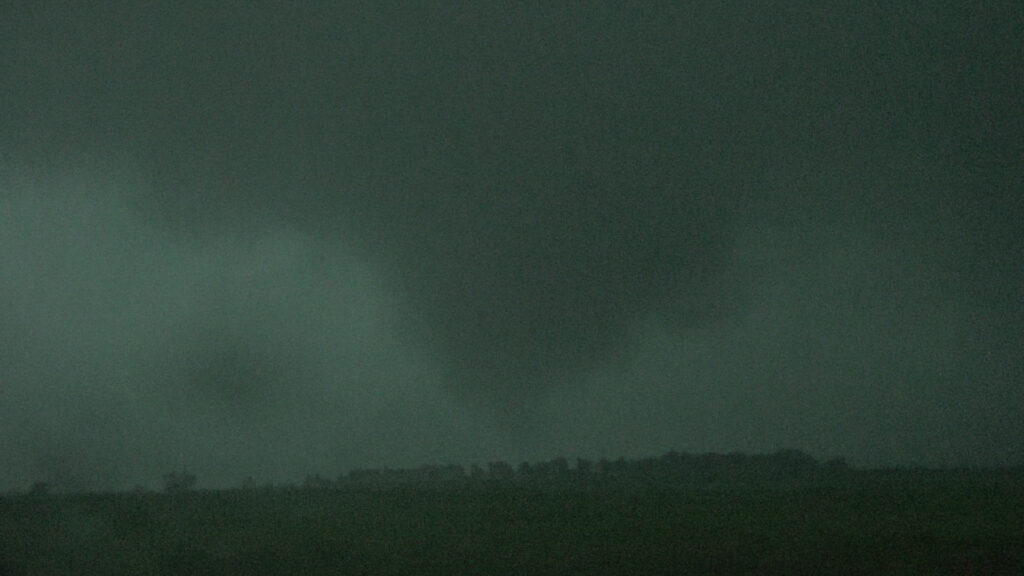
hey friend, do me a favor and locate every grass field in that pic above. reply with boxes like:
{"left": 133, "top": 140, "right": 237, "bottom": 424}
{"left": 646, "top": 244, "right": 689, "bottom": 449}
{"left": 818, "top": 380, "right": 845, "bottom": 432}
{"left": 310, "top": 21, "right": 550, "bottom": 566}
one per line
{"left": 2, "top": 472, "right": 1022, "bottom": 575}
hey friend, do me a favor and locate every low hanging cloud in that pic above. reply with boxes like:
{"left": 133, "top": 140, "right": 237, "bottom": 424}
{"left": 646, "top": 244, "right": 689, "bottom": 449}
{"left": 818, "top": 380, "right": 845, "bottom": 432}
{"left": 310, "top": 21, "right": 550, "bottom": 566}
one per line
{"left": 0, "top": 164, "right": 494, "bottom": 490}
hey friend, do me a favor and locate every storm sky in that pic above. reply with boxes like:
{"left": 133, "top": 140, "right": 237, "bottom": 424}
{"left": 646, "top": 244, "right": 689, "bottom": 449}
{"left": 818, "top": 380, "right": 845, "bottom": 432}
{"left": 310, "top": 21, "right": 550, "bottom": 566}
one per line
{"left": 1, "top": 3, "right": 1022, "bottom": 490}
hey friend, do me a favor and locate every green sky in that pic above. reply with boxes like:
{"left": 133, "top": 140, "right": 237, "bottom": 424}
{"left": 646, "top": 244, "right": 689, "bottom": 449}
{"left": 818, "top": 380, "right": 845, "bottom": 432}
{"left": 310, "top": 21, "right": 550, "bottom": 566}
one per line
{"left": 1, "top": 2, "right": 1021, "bottom": 490}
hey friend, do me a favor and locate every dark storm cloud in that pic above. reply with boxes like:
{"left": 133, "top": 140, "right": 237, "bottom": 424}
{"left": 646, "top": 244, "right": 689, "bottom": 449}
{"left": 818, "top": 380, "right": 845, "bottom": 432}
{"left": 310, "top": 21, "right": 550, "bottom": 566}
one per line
{"left": 0, "top": 166, "right": 498, "bottom": 489}
{"left": 4, "top": 3, "right": 744, "bottom": 406}
{"left": 1, "top": 3, "right": 1022, "bottom": 488}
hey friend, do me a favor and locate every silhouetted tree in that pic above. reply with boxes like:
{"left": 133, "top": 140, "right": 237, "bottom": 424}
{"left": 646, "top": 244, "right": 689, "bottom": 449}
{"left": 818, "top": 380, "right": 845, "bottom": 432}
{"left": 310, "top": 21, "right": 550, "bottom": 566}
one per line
{"left": 347, "top": 468, "right": 382, "bottom": 484}
{"left": 549, "top": 457, "right": 569, "bottom": 475}
{"left": 28, "top": 481, "right": 50, "bottom": 497}
{"left": 577, "top": 458, "right": 593, "bottom": 475}
{"left": 488, "top": 461, "right": 514, "bottom": 480}
{"left": 470, "top": 463, "right": 485, "bottom": 479}
{"left": 768, "top": 449, "right": 818, "bottom": 472}
{"left": 162, "top": 471, "right": 197, "bottom": 494}
{"left": 303, "top": 474, "right": 332, "bottom": 490}
{"left": 517, "top": 461, "right": 533, "bottom": 476}
{"left": 825, "top": 457, "right": 849, "bottom": 470}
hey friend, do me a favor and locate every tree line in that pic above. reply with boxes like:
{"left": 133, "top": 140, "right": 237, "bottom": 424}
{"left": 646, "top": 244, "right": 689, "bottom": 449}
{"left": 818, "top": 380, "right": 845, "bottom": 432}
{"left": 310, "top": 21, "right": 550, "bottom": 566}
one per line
{"left": 21, "top": 448, "right": 1022, "bottom": 496}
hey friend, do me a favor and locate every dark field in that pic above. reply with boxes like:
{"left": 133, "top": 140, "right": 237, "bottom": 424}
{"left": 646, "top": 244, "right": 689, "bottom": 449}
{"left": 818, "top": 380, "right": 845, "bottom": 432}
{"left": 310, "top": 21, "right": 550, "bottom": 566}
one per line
{"left": 2, "top": 472, "right": 1023, "bottom": 575}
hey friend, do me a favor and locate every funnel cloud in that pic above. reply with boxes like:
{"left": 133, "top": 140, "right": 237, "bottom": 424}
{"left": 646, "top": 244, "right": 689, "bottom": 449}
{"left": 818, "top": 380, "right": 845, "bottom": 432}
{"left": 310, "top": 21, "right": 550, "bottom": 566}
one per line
{"left": 1, "top": 3, "right": 1022, "bottom": 490}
